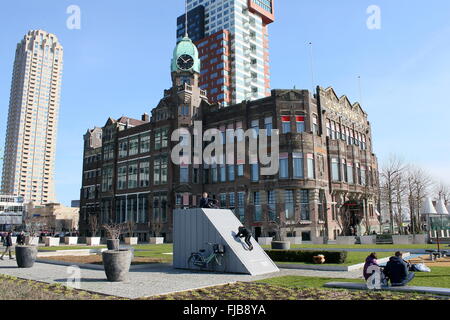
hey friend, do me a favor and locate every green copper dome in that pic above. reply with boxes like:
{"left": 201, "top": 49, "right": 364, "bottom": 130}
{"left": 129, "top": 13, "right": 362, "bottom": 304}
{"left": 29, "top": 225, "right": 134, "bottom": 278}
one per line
{"left": 171, "top": 36, "right": 201, "bottom": 74}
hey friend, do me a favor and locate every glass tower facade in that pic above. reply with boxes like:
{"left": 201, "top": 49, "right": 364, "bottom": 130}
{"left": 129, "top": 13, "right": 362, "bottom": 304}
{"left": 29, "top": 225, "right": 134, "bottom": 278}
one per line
{"left": 177, "top": 0, "right": 275, "bottom": 106}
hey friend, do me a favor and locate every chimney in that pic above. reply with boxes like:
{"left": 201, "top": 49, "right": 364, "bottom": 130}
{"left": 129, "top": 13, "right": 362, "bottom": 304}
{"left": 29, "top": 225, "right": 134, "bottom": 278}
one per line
{"left": 142, "top": 113, "right": 150, "bottom": 122}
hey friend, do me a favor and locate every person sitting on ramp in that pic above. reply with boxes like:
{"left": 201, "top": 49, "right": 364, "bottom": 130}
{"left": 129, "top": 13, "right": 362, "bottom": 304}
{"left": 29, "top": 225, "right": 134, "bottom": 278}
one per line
{"left": 234, "top": 226, "right": 253, "bottom": 251}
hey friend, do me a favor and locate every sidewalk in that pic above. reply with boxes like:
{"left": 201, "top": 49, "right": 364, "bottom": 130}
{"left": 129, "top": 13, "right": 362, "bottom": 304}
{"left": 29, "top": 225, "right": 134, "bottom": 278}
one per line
{"left": 0, "top": 260, "right": 362, "bottom": 299}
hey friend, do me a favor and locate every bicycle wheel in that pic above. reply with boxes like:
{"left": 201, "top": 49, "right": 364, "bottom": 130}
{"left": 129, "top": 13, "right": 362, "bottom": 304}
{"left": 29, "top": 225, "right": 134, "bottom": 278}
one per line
{"left": 188, "top": 254, "right": 200, "bottom": 270}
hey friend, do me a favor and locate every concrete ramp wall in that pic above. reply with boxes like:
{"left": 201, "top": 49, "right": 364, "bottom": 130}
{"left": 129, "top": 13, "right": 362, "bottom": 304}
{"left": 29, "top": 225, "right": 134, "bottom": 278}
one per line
{"left": 173, "top": 208, "right": 279, "bottom": 276}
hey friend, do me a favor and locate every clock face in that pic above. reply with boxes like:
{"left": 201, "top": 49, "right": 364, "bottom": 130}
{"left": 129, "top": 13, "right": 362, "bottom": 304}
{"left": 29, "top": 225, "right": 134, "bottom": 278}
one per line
{"left": 177, "top": 54, "right": 194, "bottom": 70}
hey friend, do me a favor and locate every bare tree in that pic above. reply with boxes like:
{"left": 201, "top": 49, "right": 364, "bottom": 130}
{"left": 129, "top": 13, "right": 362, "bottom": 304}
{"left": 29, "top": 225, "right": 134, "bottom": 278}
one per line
{"left": 435, "top": 182, "right": 450, "bottom": 206}
{"left": 149, "top": 216, "right": 164, "bottom": 237}
{"left": 407, "top": 166, "right": 432, "bottom": 233}
{"left": 103, "top": 222, "right": 124, "bottom": 240}
{"left": 125, "top": 220, "right": 135, "bottom": 237}
{"left": 380, "top": 155, "right": 406, "bottom": 234}
{"left": 392, "top": 171, "right": 407, "bottom": 234}
{"left": 24, "top": 216, "right": 43, "bottom": 238}
{"left": 88, "top": 215, "right": 99, "bottom": 237}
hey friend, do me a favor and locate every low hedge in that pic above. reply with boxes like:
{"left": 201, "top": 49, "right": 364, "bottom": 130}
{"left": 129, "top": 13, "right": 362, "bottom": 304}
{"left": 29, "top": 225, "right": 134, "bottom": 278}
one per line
{"left": 266, "top": 250, "right": 348, "bottom": 264}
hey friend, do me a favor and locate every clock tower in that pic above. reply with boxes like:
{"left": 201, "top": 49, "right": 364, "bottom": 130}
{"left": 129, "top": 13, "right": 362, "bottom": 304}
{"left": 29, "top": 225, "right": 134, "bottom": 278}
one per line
{"left": 170, "top": 35, "right": 207, "bottom": 123}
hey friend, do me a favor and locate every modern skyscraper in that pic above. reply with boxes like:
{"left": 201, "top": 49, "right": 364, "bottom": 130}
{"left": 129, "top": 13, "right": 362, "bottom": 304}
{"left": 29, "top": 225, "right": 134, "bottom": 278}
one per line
{"left": 1, "top": 30, "right": 63, "bottom": 204}
{"left": 177, "top": 0, "right": 275, "bottom": 106}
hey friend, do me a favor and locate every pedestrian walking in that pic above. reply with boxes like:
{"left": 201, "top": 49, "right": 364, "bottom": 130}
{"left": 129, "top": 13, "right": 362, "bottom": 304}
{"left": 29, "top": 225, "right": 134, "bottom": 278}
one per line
{"left": 1, "top": 231, "right": 14, "bottom": 260}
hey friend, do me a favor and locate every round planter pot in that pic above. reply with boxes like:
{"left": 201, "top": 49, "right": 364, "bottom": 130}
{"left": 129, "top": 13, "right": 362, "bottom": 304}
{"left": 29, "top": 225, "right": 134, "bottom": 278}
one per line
{"left": 271, "top": 241, "right": 291, "bottom": 250}
{"left": 15, "top": 246, "right": 38, "bottom": 268}
{"left": 102, "top": 249, "right": 132, "bottom": 282}
{"left": 106, "top": 239, "right": 120, "bottom": 250}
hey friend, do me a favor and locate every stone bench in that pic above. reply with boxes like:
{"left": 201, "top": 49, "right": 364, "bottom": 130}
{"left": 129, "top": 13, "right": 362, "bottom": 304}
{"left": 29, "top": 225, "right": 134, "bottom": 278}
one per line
{"left": 324, "top": 282, "right": 450, "bottom": 296}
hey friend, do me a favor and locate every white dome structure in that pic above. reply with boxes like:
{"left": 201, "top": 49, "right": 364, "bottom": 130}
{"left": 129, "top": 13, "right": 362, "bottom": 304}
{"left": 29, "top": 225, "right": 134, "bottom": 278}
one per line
{"left": 435, "top": 200, "right": 449, "bottom": 215}
{"left": 419, "top": 198, "right": 437, "bottom": 215}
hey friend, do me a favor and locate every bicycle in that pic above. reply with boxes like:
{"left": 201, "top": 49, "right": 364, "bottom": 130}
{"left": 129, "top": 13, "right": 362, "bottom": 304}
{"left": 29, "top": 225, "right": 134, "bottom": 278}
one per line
{"left": 188, "top": 243, "right": 225, "bottom": 270}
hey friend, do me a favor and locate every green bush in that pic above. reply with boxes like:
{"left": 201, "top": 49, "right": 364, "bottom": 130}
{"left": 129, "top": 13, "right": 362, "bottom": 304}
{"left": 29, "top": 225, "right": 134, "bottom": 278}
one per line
{"left": 266, "top": 250, "right": 348, "bottom": 264}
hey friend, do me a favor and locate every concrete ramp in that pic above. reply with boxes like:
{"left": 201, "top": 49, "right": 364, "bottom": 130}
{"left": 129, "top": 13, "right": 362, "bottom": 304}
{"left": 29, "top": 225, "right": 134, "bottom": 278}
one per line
{"left": 173, "top": 208, "right": 279, "bottom": 276}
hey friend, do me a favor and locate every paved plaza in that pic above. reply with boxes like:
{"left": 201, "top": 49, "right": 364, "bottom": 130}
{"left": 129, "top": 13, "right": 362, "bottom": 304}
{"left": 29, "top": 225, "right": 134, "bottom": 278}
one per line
{"left": 0, "top": 259, "right": 363, "bottom": 299}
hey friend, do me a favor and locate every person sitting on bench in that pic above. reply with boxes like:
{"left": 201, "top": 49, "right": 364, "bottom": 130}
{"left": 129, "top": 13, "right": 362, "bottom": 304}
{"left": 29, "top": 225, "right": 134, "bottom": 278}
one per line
{"left": 363, "top": 252, "right": 380, "bottom": 281}
{"left": 235, "top": 226, "right": 253, "bottom": 251}
{"left": 383, "top": 251, "right": 415, "bottom": 287}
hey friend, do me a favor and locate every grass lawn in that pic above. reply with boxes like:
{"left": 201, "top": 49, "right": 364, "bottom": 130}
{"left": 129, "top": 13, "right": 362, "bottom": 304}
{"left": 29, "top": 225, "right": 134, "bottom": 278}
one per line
{"left": 132, "top": 244, "right": 173, "bottom": 263}
{"left": 145, "top": 282, "right": 443, "bottom": 300}
{"left": 257, "top": 267, "right": 450, "bottom": 289}
{"left": 0, "top": 274, "right": 121, "bottom": 300}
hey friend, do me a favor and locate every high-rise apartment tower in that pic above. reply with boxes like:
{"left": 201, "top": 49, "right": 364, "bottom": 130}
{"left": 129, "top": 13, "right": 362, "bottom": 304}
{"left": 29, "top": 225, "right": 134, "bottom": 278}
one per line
{"left": 1, "top": 30, "right": 63, "bottom": 204}
{"left": 177, "top": 0, "right": 275, "bottom": 106}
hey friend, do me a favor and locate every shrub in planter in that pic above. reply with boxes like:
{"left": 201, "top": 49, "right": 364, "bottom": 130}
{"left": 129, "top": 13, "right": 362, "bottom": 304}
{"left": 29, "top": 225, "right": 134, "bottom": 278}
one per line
{"left": 102, "top": 249, "right": 133, "bottom": 282}
{"left": 15, "top": 246, "right": 38, "bottom": 268}
{"left": 266, "top": 250, "right": 348, "bottom": 264}
{"left": 103, "top": 222, "right": 124, "bottom": 250}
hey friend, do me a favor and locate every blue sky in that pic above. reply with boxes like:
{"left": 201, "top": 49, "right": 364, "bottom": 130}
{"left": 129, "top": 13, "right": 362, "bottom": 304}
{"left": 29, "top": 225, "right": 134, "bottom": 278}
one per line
{"left": 0, "top": 0, "right": 449, "bottom": 206}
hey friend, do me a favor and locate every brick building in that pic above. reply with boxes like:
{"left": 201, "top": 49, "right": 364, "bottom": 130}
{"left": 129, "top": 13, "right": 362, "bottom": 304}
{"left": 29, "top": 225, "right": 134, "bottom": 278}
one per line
{"left": 79, "top": 35, "right": 380, "bottom": 243}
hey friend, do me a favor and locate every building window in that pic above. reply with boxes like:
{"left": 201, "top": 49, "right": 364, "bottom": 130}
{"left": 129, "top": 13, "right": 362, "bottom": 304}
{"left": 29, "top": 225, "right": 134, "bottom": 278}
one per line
{"left": 299, "top": 190, "right": 310, "bottom": 220}
{"left": 312, "top": 115, "right": 319, "bottom": 134}
{"left": 331, "top": 158, "right": 340, "bottom": 181}
{"left": 154, "top": 156, "right": 168, "bottom": 185}
{"left": 117, "top": 165, "right": 127, "bottom": 190}
{"left": 284, "top": 190, "right": 294, "bottom": 221}
{"left": 281, "top": 116, "right": 291, "bottom": 134}
{"left": 280, "top": 154, "right": 289, "bottom": 179}
{"left": 220, "top": 194, "right": 227, "bottom": 208}
{"left": 139, "top": 161, "right": 150, "bottom": 187}
{"left": 293, "top": 153, "right": 304, "bottom": 179}
{"left": 347, "top": 162, "right": 354, "bottom": 184}
{"left": 237, "top": 192, "right": 246, "bottom": 223}
{"left": 138, "top": 194, "right": 148, "bottom": 223}
{"left": 254, "top": 192, "right": 262, "bottom": 221}
{"left": 101, "top": 166, "right": 113, "bottom": 192}
{"left": 237, "top": 164, "right": 244, "bottom": 177}
{"left": 220, "top": 165, "right": 226, "bottom": 182}
{"left": 251, "top": 164, "right": 259, "bottom": 182}
{"left": 228, "top": 165, "right": 235, "bottom": 182}
{"left": 127, "top": 195, "right": 137, "bottom": 222}
{"left": 128, "top": 162, "right": 138, "bottom": 189}
{"left": 180, "top": 166, "right": 189, "bottom": 183}
{"left": 140, "top": 134, "right": 150, "bottom": 153}
{"left": 296, "top": 116, "right": 305, "bottom": 133}
{"left": 307, "top": 154, "right": 315, "bottom": 179}
{"left": 129, "top": 137, "right": 139, "bottom": 156}
{"left": 361, "top": 166, "right": 367, "bottom": 186}
{"left": 229, "top": 193, "right": 235, "bottom": 209}
{"left": 211, "top": 165, "right": 218, "bottom": 183}
{"left": 119, "top": 141, "right": 128, "bottom": 158}
{"left": 267, "top": 190, "right": 276, "bottom": 221}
